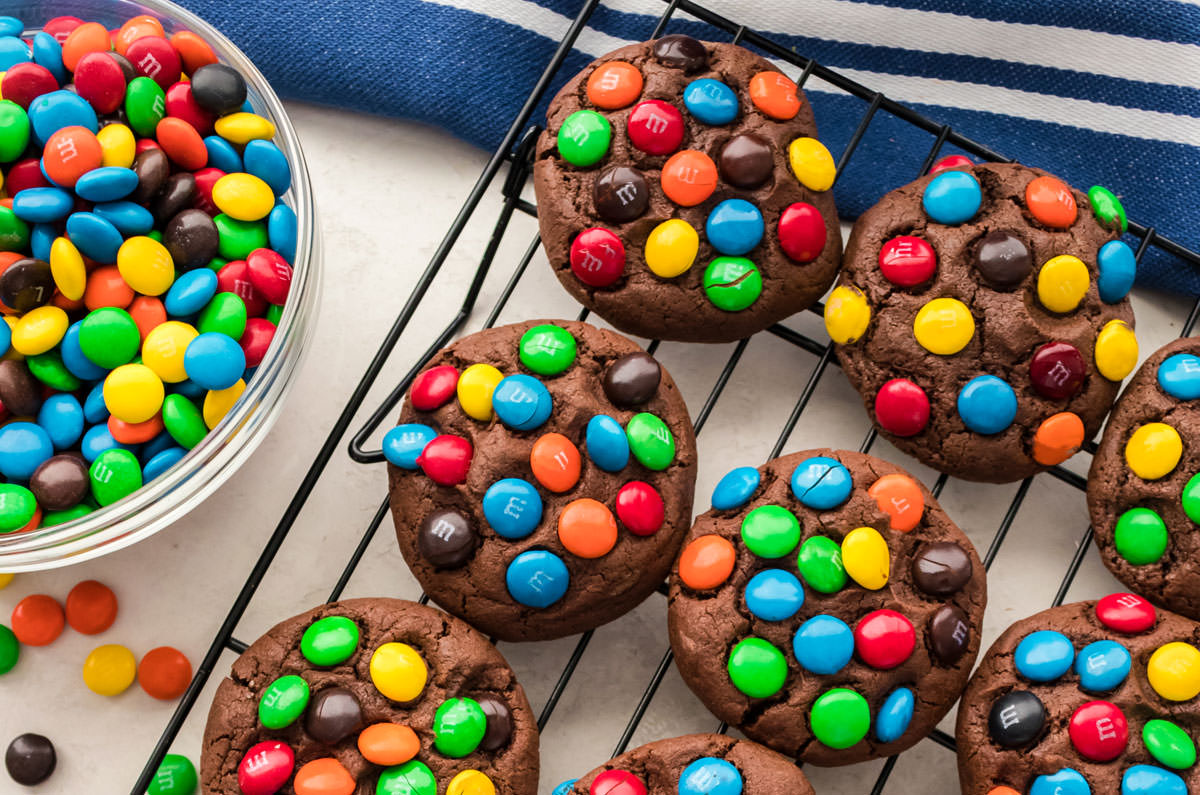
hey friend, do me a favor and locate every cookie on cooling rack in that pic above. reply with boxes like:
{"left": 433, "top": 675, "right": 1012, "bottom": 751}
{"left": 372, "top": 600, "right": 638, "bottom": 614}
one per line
{"left": 550, "top": 733, "right": 814, "bottom": 794}
{"left": 200, "top": 598, "right": 538, "bottom": 794}
{"left": 385, "top": 320, "right": 697, "bottom": 642}
{"left": 533, "top": 35, "right": 842, "bottom": 343}
{"left": 1089, "top": 337, "right": 1200, "bottom": 621}
{"left": 826, "top": 161, "right": 1137, "bottom": 483}
{"left": 668, "top": 449, "right": 986, "bottom": 765}
{"left": 956, "top": 594, "right": 1200, "bottom": 793}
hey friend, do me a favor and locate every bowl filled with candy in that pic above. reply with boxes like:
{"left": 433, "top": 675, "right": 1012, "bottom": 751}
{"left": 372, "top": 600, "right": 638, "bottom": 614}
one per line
{"left": 0, "top": 0, "right": 320, "bottom": 569}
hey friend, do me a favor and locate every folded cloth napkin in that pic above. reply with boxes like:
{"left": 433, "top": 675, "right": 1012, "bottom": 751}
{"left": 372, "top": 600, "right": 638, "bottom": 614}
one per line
{"left": 181, "top": 0, "right": 1200, "bottom": 294}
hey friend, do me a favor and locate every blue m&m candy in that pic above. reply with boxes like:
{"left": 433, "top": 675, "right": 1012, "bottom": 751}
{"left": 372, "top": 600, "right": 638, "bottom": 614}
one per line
{"left": 790, "top": 456, "right": 852, "bottom": 510}
{"left": 31, "top": 32, "right": 65, "bottom": 85}
{"left": 382, "top": 424, "right": 437, "bottom": 470}
{"left": 922, "top": 170, "right": 981, "bottom": 225}
{"left": 183, "top": 332, "right": 246, "bottom": 390}
{"left": 1031, "top": 769, "right": 1090, "bottom": 795}
{"left": 83, "top": 382, "right": 110, "bottom": 424}
{"left": 0, "top": 16, "right": 22, "bottom": 36}
{"left": 1074, "top": 639, "right": 1131, "bottom": 692}
{"left": 744, "top": 569, "right": 804, "bottom": 621}
{"left": 492, "top": 374, "right": 552, "bottom": 431}
{"left": 30, "top": 223, "right": 54, "bottom": 262}
{"left": 1097, "top": 240, "right": 1136, "bottom": 304}
{"left": 0, "top": 35, "right": 27, "bottom": 71}
{"left": 0, "top": 422, "right": 53, "bottom": 481}
{"left": 64, "top": 212, "right": 122, "bottom": 263}
{"left": 12, "top": 187, "right": 73, "bottom": 223}
{"left": 1014, "top": 630, "right": 1074, "bottom": 682}
{"left": 74, "top": 167, "right": 139, "bottom": 203}
{"left": 269, "top": 204, "right": 298, "bottom": 263}
{"left": 1122, "top": 766, "right": 1186, "bottom": 795}
{"left": 678, "top": 757, "right": 743, "bottom": 795}
{"left": 585, "top": 414, "right": 629, "bottom": 472}
{"left": 165, "top": 269, "right": 220, "bottom": 317}
{"left": 483, "top": 478, "right": 543, "bottom": 540}
{"left": 506, "top": 550, "right": 569, "bottom": 608}
{"left": 28, "top": 89, "right": 97, "bottom": 142}
{"left": 551, "top": 780, "right": 578, "bottom": 795}
{"left": 37, "top": 394, "right": 84, "bottom": 450}
{"left": 144, "top": 447, "right": 187, "bottom": 480}
{"left": 793, "top": 614, "right": 854, "bottom": 675}
{"left": 93, "top": 201, "right": 155, "bottom": 236}
{"left": 244, "top": 139, "right": 293, "bottom": 196}
{"left": 874, "top": 687, "right": 915, "bottom": 743}
{"left": 712, "top": 466, "right": 760, "bottom": 510}
{"left": 81, "top": 424, "right": 128, "bottom": 462}
{"left": 683, "top": 79, "right": 739, "bottom": 126}
{"left": 204, "top": 135, "right": 243, "bottom": 173}
{"left": 1158, "top": 354, "right": 1200, "bottom": 401}
{"left": 705, "top": 199, "right": 764, "bottom": 256}
{"left": 957, "top": 375, "right": 1017, "bottom": 435}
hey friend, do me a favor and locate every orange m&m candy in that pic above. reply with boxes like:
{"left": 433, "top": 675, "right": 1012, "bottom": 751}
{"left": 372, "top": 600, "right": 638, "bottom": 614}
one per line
{"left": 110, "top": 412, "right": 165, "bottom": 444}
{"left": 65, "top": 579, "right": 118, "bottom": 634}
{"left": 749, "top": 71, "right": 801, "bottom": 120}
{"left": 156, "top": 117, "right": 208, "bottom": 171}
{"left": 661, "top": 149, "right": 717, "bottom": 207}
{"left": 62, "top": 22, "right": 112, "bottom": 72}
{"left": 1032, "top": 411, "right": 1085, "bottom": 466}
{"left": 679, "top": 535, "right": 736, "bottom": 590}
{"left": 114, "top": 15, "right": 165, "bottom": 56}
{"left": 129, "top": 295, "right": 167, "bottom": 340}
{"left": 530, "top": 432, "right": 581, "bottom": 492}
{"left": 586, "top": 61, "right": 643, "bottom": 110}
{"left": 867, "top": 474, "right": 925, "bottom": 532}
{"left": 292, "top": 758, "right": 355, "bottom": 795}
{"left": 170, "top": 31, "right": 219, "bottom": 75}
{"left": 558, "top": 498, "right": 618, "bottom": 558}
{"left": 1026, "top": 175, "right": 1077, "bottom": 229}
{"left": 358, "top": 723, "right": 420, "bottom": 766}
{"left": 84, "top": 266, "right": 135, "bottom": 310}
{"left": 11, "top": 594, "right": 65, "bottom": 646}
{"left": 43, "top": 126, "right": 103, "bottom": 188}
{"left": 138, "top": 646, "right": 193, "bottom": 700}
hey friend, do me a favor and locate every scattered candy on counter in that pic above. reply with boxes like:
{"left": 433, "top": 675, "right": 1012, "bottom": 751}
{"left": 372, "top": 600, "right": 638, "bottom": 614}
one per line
{"left": 5, "top": 732, "right": 55, "bottom": 786}
{"left": 0, "top": 11, "right": 299, "bottom": 532}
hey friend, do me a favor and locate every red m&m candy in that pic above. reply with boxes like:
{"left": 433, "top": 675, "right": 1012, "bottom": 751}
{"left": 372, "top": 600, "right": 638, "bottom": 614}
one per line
{"left": 777, "top": 202, "right": 826, "bottom": 263}
{"left": 1068, "top": 700, "right": 1127, "bottom": 761}
{"left": 875, "top": 379, "right": 930, "bottom": 437}
{"left": 854, "top": 609, "right": 915, "bottom": 669}
{"left": 591, "top": 769, "right": 647, "bottom": 795}
{"left": 878, "top": 236, "right": 936, "bottom": 287}
{"left": 410, "top": 365, "right": 459, "bottom": 412}
{"left": 246, "top": 248, "right": 294, "bottom": 305}
{"left": 626, "top": 100, "right": 684, "bottom": 156}
{"left": 237, "top": 740, "right": 295, "bottom": 795}
{"left": 930, "top": 154, "right": 973, "bottom": 173}
{"left": 1, "top": 63, "right": 60, "bottom": 110}
{"left": 126, "top": 35, "right": 182, "bottom": 89}
{"left": 1096, "top": 592, "right": 1156, "bottom": 634}
{"left": 417, "top": 434, "right": 472, "bottom": 486}
{"left": 615, "top": 480, "right": 664, "bottom": 536}
{"left": 570, "top": 228, "right": 625, "bottom": 287}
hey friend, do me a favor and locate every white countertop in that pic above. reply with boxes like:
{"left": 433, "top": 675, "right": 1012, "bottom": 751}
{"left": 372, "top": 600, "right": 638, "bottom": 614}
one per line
{"left": 0, "top": 102, "right": 1194, "bottom": 794}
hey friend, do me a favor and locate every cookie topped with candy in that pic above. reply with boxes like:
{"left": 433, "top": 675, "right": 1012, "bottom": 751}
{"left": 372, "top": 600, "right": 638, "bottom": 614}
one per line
{"left": 667, "top": 449, "right": 986, "bottom": 765}
{"left": 1089, "top": 337, "right": 1200, "bottom": 621}
{"left": 826, "top": 161, "right": 1137, "bottom": 483}
{"left": 200, "top": 598, "right": 539, "bottom": 794}
{"left": 533, "top": 36, "right": 842, "bottom": 343}
{"left": 956, "top": 595, "right": 1200, "bottom": 794}
{"left": 386, "top": 321, "right": 697, "bottom": 642}
{"left": 550, "top": 733, "right": 814, "bottom": 795}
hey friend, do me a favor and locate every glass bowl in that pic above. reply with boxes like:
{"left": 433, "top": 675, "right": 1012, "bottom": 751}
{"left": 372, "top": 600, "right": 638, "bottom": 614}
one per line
{"left": 0, "top": 0, "right": 321, "bottom": 569}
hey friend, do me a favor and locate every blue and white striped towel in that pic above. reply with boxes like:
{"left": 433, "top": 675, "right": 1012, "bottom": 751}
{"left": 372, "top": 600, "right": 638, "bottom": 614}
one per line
{"left": 182, "top": 0, "right": 1200, "bottom": 294}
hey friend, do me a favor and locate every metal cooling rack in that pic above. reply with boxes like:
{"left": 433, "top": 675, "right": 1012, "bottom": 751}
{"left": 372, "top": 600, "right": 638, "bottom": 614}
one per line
{"left": 132, "top": 0, "right": 1200, "bottom": 791}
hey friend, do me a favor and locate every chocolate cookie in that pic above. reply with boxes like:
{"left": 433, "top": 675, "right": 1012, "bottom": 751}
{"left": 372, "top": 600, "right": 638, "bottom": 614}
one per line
{"left": 200, "top": 598, "right": 539, "bottom": 794}
{"left": 386, "top": 321, "right": 697, "bottom": 642}
{"left": 957, "top": 594, "right": 1200, "bottom": 793}
{"left": 550, "top": 734, "right": 813, "bottom": 794}
{"left": 827, "top": 161, "right": 1137, "bottom": 482}
{"left": 1088, "top": 337, "right": 1200, "bottom": 620}
{"left": 668, "top": 449, "right": 986, "bottom": 765}
{"left": 533, "top": 36, "right": 842, "bottom": 343}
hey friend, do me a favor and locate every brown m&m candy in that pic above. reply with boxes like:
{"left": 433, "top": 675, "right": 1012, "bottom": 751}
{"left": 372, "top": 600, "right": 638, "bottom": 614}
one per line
{"left": 0, "top": 359, "right": 42, "bottom": 416}
{"left": 911, "top": 541, "right": 973, "bottom": 596}
{"left": 30, "top": 455, "right": 90, "bottom": 511}
{"left": 603, "top": 352, "right": 661, "bottom": 407}
{"left": 973, "top": 230, "right": 1032, "bottom": 289}
{"left": 305, "top": 687, "right": 364, "bottom": 745}
{"left": 0, "top": 258, "right": 54, "bottom": 312}
{"left": 718, "top": 133, "right": 773, "bottom": 189}
{"left": 593, "top": 166, "right": 649, "bottom": 223}
{"left": 653, "top": 34, "right": 708, "bottom": 72}
{"left": 476, "top": 694, "right": 514, "bottom": 751}
{"left": 5, "top": 733, "right": 56, "bottom": 785}
{"left": 930, "top": 604, "right": 971, "bottom": 664}
{"left": 417, "top": 510, "right": 477, "bottom": 568}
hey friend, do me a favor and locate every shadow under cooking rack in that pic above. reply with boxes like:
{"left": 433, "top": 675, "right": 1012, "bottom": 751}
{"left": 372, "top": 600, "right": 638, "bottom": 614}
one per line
{"left": 133, "top": 0, "right": 1200, "bottom": 791}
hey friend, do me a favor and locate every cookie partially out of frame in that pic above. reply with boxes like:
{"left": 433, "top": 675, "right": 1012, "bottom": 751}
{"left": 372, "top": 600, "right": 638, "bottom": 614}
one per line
{"left": 668, "top": 449, "right": 986, "bottom": 765}
{"left": 957, "top": 595, "right": 1200, "bottom": 794}
{"left": 827, "top": 161, "right": 1137, "bottom": 482}
{"left": 201, "top": 598, "right": 539, "bottom": 794}
{"left": 386, "top": 320, "right": 697, "bottom": 642}
{"left": 1089, "top": 337, "right": 1200, "bottom": 620}
{"left": 552, "top": 734, "right": 813, "bottom": 794}
{"left": 534, "top": 35, "right": 842, "bottom": 343}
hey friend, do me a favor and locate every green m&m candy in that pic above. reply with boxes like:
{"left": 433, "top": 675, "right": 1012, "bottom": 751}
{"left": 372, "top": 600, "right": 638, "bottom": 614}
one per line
{"left": 1114, "top": 507, "right": 1168, "bottom": 565}
{"left": 198, "top": 292, "right": 248, "bottom": 340}
{"left": 258, "top": 674, "right": 310, "bottom": 729}
{"left": 0, "top": 100, "right": 30, "bottom": 162}
{"left": 0, "top": 205, "right": 30, "bottom": 252}
{"left": 1143, "top": 719, "right": 1197, "bottom": 769}
{"left": 377, "top": 760, "right": 436, "bottom": 795}
{"left": 557, "top": 110, "right": 612, "bottom": 167}
{"left": 163, "top": 394, "right": 208, "bottom": 449}
{"left": 27, "top": 351, "right": 81, "bottom": 392}
{"left": 811, "top": 688, "right": 870, "bottom": 749}
{"left": 0, "top": 624, "right": 18, "bottom": 675}
{"left": 79, "top": 307, "right": 140, "bottom": 368}
{"left": 266, "top": 304, "right": 284, "bottom": 325}
{"left": 300, "top": 615, "right": 360, "bottom": 666}
{"left": 126, "top": 76, "right": 166, "bottom": 136}
{"left": 625, "top": 412, "right": 675, "bottom": 470}
{"left": 740, "top": 505, "right": 801, "bottom": 559}
{"left": 1088, "top": 185, "right": 1127, "bottom": 232}
{"left": 90, "top": 448, "right": 143, "bottom": 506}
{"left": 727, "top": 637, "right": 787, "bottom": 698}
{"left": 519, "top": 324, "right": 576, "bottom": 375}
{"left": 42, "top": 504, "right": 93, "bottom": 527}
{"left": 148, "top": 754, "right": 198, "bottom": 795}
{"left": 0, "top": 484, "right": 37, "bottom": 533}
{"left": 1182, "top": 473, "right": 1200, "bottom": 524}
{"left": 433, "top": 697, "right": 487, "bottom": 757}
{"left": 703, "top": 257, "right": 762, "bottom": 311}
{"left": 214, "top": 214, "right": 269, "bottom": 260}
{"left": 796, "top": 535, "right": 847, "bottom": 594}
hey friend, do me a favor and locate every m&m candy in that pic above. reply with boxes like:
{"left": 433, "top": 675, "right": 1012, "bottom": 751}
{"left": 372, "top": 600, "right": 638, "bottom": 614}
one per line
{"left": 922, "top": 170, "right": 981, "bottom": 224}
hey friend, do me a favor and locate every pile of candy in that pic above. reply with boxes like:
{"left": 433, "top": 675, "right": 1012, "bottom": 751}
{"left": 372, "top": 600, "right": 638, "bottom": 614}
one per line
{"left": 0, "top": 12, "right": 297, "bottom": 534}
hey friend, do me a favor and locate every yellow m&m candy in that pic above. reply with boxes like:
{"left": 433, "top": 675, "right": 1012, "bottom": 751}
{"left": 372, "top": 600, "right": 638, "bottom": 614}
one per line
{"left": 1125, "top": 422, "right": 1182, "bottom": 480}
{"left": 204, "top": 378, "right": 246, "bottom": 429}
{"left": 824, "top": 285, "right": 871, "bottom": 344}
{"left": 913, "top": 297, "right": 974, "bottom": 355}
{"left": 644, "top": 219, "right": 698, "bottom": 278}
{"left": 1148, "top": 642, "right": 1200, "bottom": 701}
{"left": 841, "top": 526, "right": 889, "bottom": 590}
{"left": 117, "top": 236, "right": 175, "bottom": 296}
{"left": 448, "top": 770, "right": 497, "bottom": 795}
{"left": 457, "top": 363, "right": 504, "bottom": 421}
{"left": 1095, "top": 319, "right": 1138, "bottom": 381}
{"left": 212, "top": 173, "right": 275, "bottom": 222}
{"left": 104, "top": 363, "right": 165, "bottom": 424}
{"left": 788, "top": 137, "right": 836, "bottom": 192}
{"left": 370, "top": 642, "right": 428, "bottom": 702}
{"left": 213, "top": 112, "right": 276, "bottom": 145}
{"left": 1037, "top": 255, "right": 1089, "bottom": 313}
{"left": 97, "top": 123, "right": 136, "bottom": 168}
{"left": 50, "top": 236, "right": 86, "bottom": 301}
{"left": 0, "top": 572, "right": 13, "bottom": 590}
{"left": 142, "top": 321, "right": 199, "bottom": 383}
{"left": 12, "top": 305, "right": 68, "bottom": 356}
{"left": 83, "top": 643, "right": 137, "bottom": 696}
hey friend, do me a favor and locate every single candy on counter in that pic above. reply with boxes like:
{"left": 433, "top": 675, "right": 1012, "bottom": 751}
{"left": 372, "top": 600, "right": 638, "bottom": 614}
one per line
{"left": 5, "top": 733, "right": 56, "bottom": 786}
{"left": 644, "top": 219, "right": 698, "bottom": 278}
{"left": 743, "top": 568, "right": 804, "bottom": 621}
{"left": 957, "top": 375, "right": 1017, "bottom": 435}
{"left": 433, "top": 697, "right": 487, "bottom": 758}
{"left": 718, "top": 133, "right": 773, "bottom": 189}
{"left": 1068, "top": 700, "right": 1127, "bottom": 762}
{"left": 506, "top": 549, "right": 569, "bottom": 608}
{"left": 1030, "top": 342, "right": 1086, "bottom": 400}
{"left": 1142, "top": 719, "right": 1196, "bottom": 770}
{"left": 748, "top": 71, "right": 800, "bottom": 120}
{"left": 790, "top": 455, "right": 852, "bottom": 509}
{"left": 301, "top": 615, "right": 359, "bottom": 666}
{"left": 0, "top": 625, "right": 18, "bottom": 674}
{"left": 1075, "top": 640, "right": 1131, "bottom": 692}
{"left": 382, "top": 424, "right": 436, "bottom": 470}
{"left": 1095, "top": 320, "right": 1138, "bottom": 381}
{"left": 82, "top": 643, "right": 137, "bottom": 696}
{"left": 823, "top": 285, "right": 870, "bottom": 344}
{"left": 875, "top": 687, "right": 915, "bottom": 744}
{"left": 678, "top": 758, "right": 742, "bottom": 795}
{"left": 237, "top": 741, "right": 294, "bottom": 795}
{"left": 586, "top": 415, "right": 630, "bottom": 472}
{"left": 1122, "top": 765, "right": 1187, "bottom": 795}
{"left": 678, "top": 535, "right": 736, "bottom": 590}
{"left": 1026, "top": 175, "right": 1077, "bottom": 228}
{"left": 11, "top": 594, "right": 64, "bottom": 646}
{"left": 65, "top": 579, "right": 117, "bottom": 634}
{"left": 1114, "top": 507, "right": 1167, "bottom": 565}
{"left": 661, "top": 149, "right": 717, "bottom": 207}
{"left": 787, "top": 137, "right": 835, "bottom": 192}
{"left": 138, "top": 646, "right": 192, "bottom": 701}
{"left": 922, "top": 170, "right": 981, "bottom": 225}
{"left": 626, "top": 99, "right": 683, "bottom": 155}
{"left": 1147, "top": 642, "right": 1200, "bottom": 701}
{"left": 711, "top": 466, "right": 760, "bottom": 510}
{"left": 626, "top": 412, "right": 675, "bottom": 470}
{"left": 854, "top": 609, "right": 915, "bottom": 670}
{"left": 370, "top": 642, "right": 427, "bottom": 703}
{"left": 531, "top": 432, "right": 581, "bottom": 491}
{"left": 594, "top": 166, "right": 648, "bottom": 224}
{"left": 410, "top": 364, "right": 459, "bottom": 410}
{"left": 727, "top": 636, "right": 787, "bottom": 698}
{"left": 418, "top": 509, "right": 477, "bottom": 567}
{"left": 793, "top": 614, "right": 854, "bottom": 675}
{"left": 841, "top": 526, "right": 889, "bottom": 590}
{"left": 1014, "top": 630, "right": 1075, "bottom": 682}
{"left": 292, "top": 758, "right": 354, "bottom": 795}
{"left": 796, "top": 536, "right": 847, "bottom": 594}
{"left": 703, "top": 257, "right": 761, "bottom": 311}
{"left": 913, "top": 297, "right": 974, "bottom": 355}
{"left": 482, "top": 479, "right": 543, "bottom": 540}
{"left": 740, "top": 504, "right": 800, "bottom": 558}
{"left": 1096, "top": 592, "right": 1155, "bottom": 633}
{"left": 777, "top": 202, "right": 826, "bottom": 263}
{"left": 683, "top": 78, "right": 738, "bottom": 125}
{"left": 492, "top": 374, "right": 553, "bottom": 431}
{"left": 911, "top": 542, "right": 972, "bottom": 596}
{"left": 810, "top": 688, "right": 870, "bottom": 749}
{"left": 258, "top": 674, "right": 310, "bottom": 728}
{"left": 878, "top": 236, "right": 935, "bottom": 287}
{"left": 148, "top": 754, "right": 198, "bottom": 795}
{"left": 1097, "top": 240, "right": 1136, "bottom": 304}
{"left": 615, "top": 481, "right": 664, "bottom": 536}
{"left": 570, "top": 227, "right": 625, "bottom": 288}
{"left": 558, "top": 498, "right": 618, "bottom": 558}
{"left": 1124, "top": 422, "right": 1181, "bottom": 480}
{"left": 988, "top": 690, "right": 1045, "bottom": 747}
{"left": 973, "top": 230, "right": 1032, "bottom": 290}
{"left": 357, "top": 723, "right": 420, "bottom": 766}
